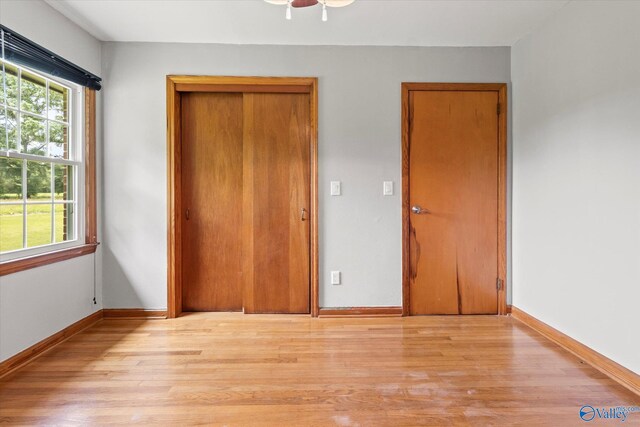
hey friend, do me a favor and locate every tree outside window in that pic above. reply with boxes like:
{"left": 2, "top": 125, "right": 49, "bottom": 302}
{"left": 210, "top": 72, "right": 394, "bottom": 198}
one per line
{"left": 1, "top": 60, "right": 79, "bottom": 254}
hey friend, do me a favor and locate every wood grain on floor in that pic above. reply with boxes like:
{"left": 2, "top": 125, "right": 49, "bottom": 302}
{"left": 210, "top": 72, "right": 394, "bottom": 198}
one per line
{"left": 1, "top": 313, "right": 638, "bottom": 426}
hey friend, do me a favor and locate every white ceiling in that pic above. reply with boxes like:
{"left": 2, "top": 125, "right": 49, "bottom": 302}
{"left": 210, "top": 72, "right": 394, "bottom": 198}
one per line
{"left": 45, "top": 0, "right": 568, "bottom": 47}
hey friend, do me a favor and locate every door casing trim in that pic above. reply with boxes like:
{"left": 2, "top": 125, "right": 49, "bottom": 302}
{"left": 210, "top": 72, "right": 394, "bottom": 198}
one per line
{"left": 401, "top": 82, "right": 508, "bottom": 316}
{"left": 166, "top": 76, "right": 319, "bottom": 318}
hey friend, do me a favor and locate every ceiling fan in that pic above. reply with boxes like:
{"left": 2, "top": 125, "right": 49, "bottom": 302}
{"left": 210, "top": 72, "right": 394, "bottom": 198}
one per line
{"left": 265, "top": 0, "right": 355, "bottom": 22}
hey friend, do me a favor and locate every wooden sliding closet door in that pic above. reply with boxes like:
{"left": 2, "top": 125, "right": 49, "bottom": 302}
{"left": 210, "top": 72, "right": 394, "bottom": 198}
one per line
{"left": 243, "top": 93, "right": 311, "bottom": 314}
{"left": 181, "top": 93, "right": 244, "bottom": 311}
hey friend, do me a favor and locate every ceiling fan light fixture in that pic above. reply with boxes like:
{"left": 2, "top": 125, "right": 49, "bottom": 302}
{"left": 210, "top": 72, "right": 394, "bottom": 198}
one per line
{"left": 265, "top": 0, "right": 354, "bottom": 21}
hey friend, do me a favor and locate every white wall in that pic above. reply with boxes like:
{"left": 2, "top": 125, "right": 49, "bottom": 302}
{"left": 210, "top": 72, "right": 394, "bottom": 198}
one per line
{"left": 0, "top": 0, "right": 103, "bottom": 362}
{"left": 0, "top": 256, "right": 98, "bottom": 360}
{"left": 101, "top": 43, "right": 510, "bottom": 309}
{"left": 512, "top": 1, "right": 640, "bottom": 373}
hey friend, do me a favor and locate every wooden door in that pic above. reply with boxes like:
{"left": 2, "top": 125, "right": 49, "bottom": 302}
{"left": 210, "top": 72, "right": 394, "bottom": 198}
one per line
{"left": 181, "top": 93, "right": 244, "bottom": 311}
{"left": 242, "top": 93, "right": 311, "bottom": 314}
{"left": 408, "top": 90, "right": 499, "bottom": 315}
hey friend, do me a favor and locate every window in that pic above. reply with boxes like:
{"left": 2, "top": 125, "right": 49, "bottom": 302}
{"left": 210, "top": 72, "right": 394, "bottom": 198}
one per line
{"left": 0, "top": 59, "right": 85, "bottom": 261}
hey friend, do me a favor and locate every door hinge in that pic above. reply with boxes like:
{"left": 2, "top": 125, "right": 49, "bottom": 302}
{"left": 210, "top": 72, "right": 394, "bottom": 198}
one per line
{"left": 496, "top": 277, "right": 503, "bottom": 291}
{"left": 497, "top": 103, "right": 501, "bottom": 115}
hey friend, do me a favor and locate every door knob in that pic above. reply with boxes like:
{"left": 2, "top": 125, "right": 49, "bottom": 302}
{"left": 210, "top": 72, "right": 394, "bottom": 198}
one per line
{"left": 301, "top": 208, "right": 307, "bottom": 221}
{"left": 411, "top": 205, "right": 431, "bottom": 214}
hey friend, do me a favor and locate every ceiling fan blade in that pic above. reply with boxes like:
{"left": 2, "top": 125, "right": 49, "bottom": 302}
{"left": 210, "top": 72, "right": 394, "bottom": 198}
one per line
{"left": 291, "top": 0, "right": 319, "bottom": 7}
{"left": 324, "top": 0, "right": 355, "bottom": 7}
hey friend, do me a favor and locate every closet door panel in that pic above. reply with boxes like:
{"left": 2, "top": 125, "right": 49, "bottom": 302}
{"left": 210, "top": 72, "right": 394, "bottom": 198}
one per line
{"left": 243, "top": 93, "right": 310, "bottom": 314}
{"left": 181, "top": 92, "right": 244, "bottom": 311}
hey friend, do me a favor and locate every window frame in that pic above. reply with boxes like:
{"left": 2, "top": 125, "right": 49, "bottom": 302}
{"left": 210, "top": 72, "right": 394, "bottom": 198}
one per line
{"left": 0, "top": 61, "right": 97, "bottom": 276}
{"left": 1, "top": 63, "right": 84, "bottom": 259}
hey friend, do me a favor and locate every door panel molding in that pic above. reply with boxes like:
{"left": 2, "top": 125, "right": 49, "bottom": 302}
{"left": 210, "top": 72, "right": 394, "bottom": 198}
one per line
{"left": 401, "top": 83, "right": 508, "bottom": 316}
{"left": 167, "top": 76, "right": 319, "bottom": 318}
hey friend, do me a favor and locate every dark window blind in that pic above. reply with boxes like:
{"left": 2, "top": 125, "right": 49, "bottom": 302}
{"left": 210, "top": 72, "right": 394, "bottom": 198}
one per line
{"left": 1, "top": 25, "right": 101, "bottom": 90}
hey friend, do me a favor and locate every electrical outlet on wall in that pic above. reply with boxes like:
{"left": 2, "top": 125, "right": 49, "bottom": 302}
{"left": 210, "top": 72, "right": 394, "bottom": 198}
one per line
{"left": 331, "top": 271, "right": 341, "bottom": 285}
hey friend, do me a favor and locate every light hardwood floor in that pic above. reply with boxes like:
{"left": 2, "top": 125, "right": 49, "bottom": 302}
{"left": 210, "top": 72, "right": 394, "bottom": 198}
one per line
{"left": 1, "top": 314, "right": 638, "bottom": 426}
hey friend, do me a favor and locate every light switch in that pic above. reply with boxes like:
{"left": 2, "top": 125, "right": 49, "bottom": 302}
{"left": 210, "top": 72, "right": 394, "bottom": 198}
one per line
{"left": 331, "top": 271, "right": 341, "bottom": 285}
{"left": 383, "top": 181, "right": 394, "bottom": 196}
{"left": 330, "top": 181, "right": 341, "bottom": 196}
